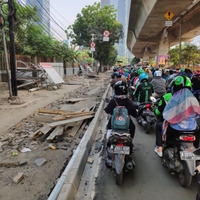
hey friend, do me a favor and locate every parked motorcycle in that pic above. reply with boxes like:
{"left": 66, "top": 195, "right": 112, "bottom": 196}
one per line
{"left": 135, "top": 97, "right": 157, "bottom": 134}
{"left": 162, "top": 130, "right": 200, "bottom": 187}
{"left": 105, "top": 131, "right": 135, "bottom": 185}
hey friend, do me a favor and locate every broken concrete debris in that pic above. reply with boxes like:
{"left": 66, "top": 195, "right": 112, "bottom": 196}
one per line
{"left": 35, "top": 158, "right": 47, "bottom": 167}
{"left": 13, "top": 172, "right": 24, "bottom": 184}
{"left": 19, "top": 159, "right": 27, "bottom": 166}
{"left": 87, "top": 157, "right": 94, "bottom": 164}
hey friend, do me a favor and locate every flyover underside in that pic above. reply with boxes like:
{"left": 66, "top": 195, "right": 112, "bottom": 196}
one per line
{"left": 127, "top": 0, "right": 200, "bottom": 59}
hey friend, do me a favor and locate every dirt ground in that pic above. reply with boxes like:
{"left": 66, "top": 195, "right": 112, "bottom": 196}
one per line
{"left": 0, "top": 73, "right": 110, "bottom": 200}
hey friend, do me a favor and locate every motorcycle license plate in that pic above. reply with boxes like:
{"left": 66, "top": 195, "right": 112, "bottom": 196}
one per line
{"left": 143, "top": 110, "right": 155, "bottom": 116}
{"left": 180, "top": 151, "right": 200, "bottom": 160}
{"left": 110, "top": 145, "right": 130, "bottom": 155}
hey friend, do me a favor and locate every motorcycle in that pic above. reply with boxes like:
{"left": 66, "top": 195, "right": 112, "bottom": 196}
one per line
{"left": 135, "top": 97, "right": 157, "bottom": 134}
{"left": 193, "top": 90, "right": 200, "bottom": 104}
{"left": 162, "top": 129, "right": 200, "bottom": 187}
{"left": 105, "top": 130, "right": 135, "bottom": 185}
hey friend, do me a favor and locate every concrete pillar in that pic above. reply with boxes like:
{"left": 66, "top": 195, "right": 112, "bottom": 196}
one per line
{"left": 156, "top": 40, "right": 170, "bottom": 66}
{"left": 143, "top": 51, "right": 150, "bottom": 63}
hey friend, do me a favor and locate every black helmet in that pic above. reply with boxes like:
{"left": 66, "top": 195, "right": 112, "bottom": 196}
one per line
{"left": 113, "top": 68, "right": 117, "bottom": 72}
{"left": 169, "top": 68, "right": 174, "bottom": 75}
{"left": 114, "top": 81, "right": 128, "bottom": 95}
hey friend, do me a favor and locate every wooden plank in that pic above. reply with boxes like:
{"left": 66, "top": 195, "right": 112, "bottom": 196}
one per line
{"left": 40, "top": 124, "right": 52, "bottom": 135}
{"left": 46, "top": 125, "right": 64, "bottom": 141}
{"left": 68, "top": 108, "right": 90, "bottom": 137}
{"left": 66, "top": 98, "right": 89, "bottom": 103}
{"left": 29, "top": 128, "right": 42, "bottom": 138}
{"left": 63, "top": 111, "right": 94, "bottom": 116}
{"left": 38, "top": 109, "right": 73, "bottom": 115}
{"left": 53, "top": 112, "right": 95, "bottom": 121}
{"left": 48, "top": 115, "right": 94, "bottom": 128}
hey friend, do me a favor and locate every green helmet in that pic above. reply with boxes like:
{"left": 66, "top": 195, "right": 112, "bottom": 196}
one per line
{"left": 173, "top": 76, "right": 192, "bottom": 94}
{"left": 138, "top": 69, "right": 144, "bottom": 75}
{"left": 180, "top": 68, "right": 185, "bottom": 72}
{"left": 124, "top": 69, "right": 128, "bottom": 72}
{"left": 132, "top": 68, "right": 135, "bottom": 72}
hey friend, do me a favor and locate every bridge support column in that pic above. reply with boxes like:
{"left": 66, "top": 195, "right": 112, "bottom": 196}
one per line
{"left": 143, "top": 51, "right": 149, "bottom": 63}
{"left": 156, "top": 40, "right": 170, "bottom": 66}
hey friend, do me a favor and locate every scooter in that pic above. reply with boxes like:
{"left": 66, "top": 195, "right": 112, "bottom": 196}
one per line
{"left": 136, "top": 97, "right": 157, "bottom": 134}
{"left": 105, "top": 130, "right": 135, "bottom": 185}
{"left": 163, "top": 129, "right": 200, "bottom": 187}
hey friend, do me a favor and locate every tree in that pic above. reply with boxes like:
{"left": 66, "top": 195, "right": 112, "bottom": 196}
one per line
{"left": 130, "top": 57, "right": 140, "bottom": 65}
{"left": 66, "top": 2, "right": 124, "bottom": 72}
{"left": 168, "top": 45, "right": 180, "bottom": 67}
{"left": 182, "top": 43, "right": 200, "bottom": 68}
{"left": 0, "top": 2, "right": 74, "bottom": 62}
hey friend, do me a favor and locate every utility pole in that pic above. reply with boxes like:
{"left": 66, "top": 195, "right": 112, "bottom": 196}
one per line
{"left": 91, "top": 34, "right": 94, "bottom": 71}
{"left": 179, "top": 15, "right": 182, "bottom": 69}
{"left": 0, "top": 6, "right": 12, "bottom": 97}
{"left": 8, "top": 0, "right": 17, "bottom": 96}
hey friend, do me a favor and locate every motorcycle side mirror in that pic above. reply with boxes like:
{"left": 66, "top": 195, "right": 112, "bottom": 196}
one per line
{"left": 150, "top": 96, "right": 156, "bottom": 103}
{"left": 193, "top": 147, "right": 200, "bottom": 155}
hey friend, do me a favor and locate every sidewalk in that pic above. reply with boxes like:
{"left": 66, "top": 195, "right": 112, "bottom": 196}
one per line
{"left": 0, "top": 84, "right": 80, "bottom": 137}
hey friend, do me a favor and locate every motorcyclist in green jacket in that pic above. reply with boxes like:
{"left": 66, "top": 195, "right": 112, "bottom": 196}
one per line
{"left": 154, "top": 92, "right": 172, "bottom": 157}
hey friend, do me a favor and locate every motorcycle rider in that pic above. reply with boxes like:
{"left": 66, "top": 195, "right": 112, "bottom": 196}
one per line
{"left": 123, "top": 68, "right": 131, "bottom": 81}
{"left": 110, "top": 72, "right": 123, "bottom": 88}
{"left": 111, "top": 68, "right": 118, "bottom": 79}
{"left": 151, "top": 70, "right": 166, "bottom": 98}
{"left": 154, "top": 92, "right": 172, "bottom": 157}
{"left": 104, "top": 81, "right": 137, "bottom": 139}
{"left": 145, "top": 68, "right": 153, "bottom": 81}
{"left": 192, "top": 71, "right": 200, "bottom": 92}
{"left": 158, "top": 76, "right": 200, "bottom": 155}
{"left": 132, "top": 68, "right": 144, "bottom": 87}
{"left": 133, "top": 73, "right": 154, "bottom": 103}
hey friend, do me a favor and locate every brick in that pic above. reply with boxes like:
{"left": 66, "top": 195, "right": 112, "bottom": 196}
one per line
{"left": 87, "top": 157, "right": 94, "bottom": 164}
{"left": 13, "top": 172, "right": 24, "bottom": 184}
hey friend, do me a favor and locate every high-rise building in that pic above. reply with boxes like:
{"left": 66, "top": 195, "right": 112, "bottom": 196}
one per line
{"left": 101, "top": 0, "right": 132, "bottom": 61}
{"left": 26, "top": 0, "right": 50, "bottom": 34}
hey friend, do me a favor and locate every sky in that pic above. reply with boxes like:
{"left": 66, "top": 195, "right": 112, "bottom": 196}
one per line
{"left": 50, "top": 0, "right": 100, "bottom": 40}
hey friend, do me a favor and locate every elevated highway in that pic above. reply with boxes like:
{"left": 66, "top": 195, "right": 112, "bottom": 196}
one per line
{"left": 127, "top": 0, "right": 200, "bottom": 64}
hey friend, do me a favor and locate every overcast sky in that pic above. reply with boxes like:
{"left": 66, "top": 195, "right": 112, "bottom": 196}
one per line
{"left": 50, "top": 0, "right": 100, "bottom": 40}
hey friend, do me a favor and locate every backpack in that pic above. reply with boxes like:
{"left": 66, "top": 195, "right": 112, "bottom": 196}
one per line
{"left": 111, "top": 99, "right": 130, "bottom": 130}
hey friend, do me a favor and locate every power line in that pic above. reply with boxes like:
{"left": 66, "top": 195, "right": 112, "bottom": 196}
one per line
{"left": 43, "top": 0, "right": 72, "bottom": 25}
{"left": 36, "top": 0, "right": 66, "bottom": 32}
{"left": 20, "top": 0, "right": 65, "bottom": 40}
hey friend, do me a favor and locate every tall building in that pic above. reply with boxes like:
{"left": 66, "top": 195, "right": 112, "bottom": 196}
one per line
{"left": 101, "top": 0, "right": 132, "bottom": 61}
{"left": 192, "top": 35, "right": 200, "bottom": 48}
{"left": 26, "top": 0, "right": 50, "bottom": 34}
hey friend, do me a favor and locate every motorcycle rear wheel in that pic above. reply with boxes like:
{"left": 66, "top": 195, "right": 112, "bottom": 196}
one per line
{"left": 145, "top": 122, "right": 150, "bottom": 134}
{"left": 178, "top": 161, "right": 192, "bottom": 187}
{"left": 116, "top": 170, "right": 123, "bottom": 185}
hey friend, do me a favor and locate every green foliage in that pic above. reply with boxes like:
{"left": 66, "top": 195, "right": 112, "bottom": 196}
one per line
{"left": 130, "top": 57, "right": 140, "bottom": 65}
{"left": 0, "top": 1, "right": 74, "bottom": 61}
{"left": 66, "top": 2, "right": 124, "bottom": 71}
{"left": 168, "top": 43, "right": 200, "bottom": 67}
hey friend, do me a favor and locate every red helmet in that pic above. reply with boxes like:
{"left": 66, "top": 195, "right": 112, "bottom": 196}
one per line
{"left": 194, "top": 70, "right": 200, "bottom": 76}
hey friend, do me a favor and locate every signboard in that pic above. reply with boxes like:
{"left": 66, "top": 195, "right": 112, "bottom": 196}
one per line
{"left": 164, "top": 10, "right": 174, "bottom": 21}
{"left": 158, "top": 55, "right": 169, "bottom": 66}
{"left": 103, "top": 37, "right": 109, "bottom": 41}
{"left": 103, "top": 30, "right": 110, "bottom": 37}
{"left": 91, "top": 48, "right": 95, "bottom": 51}
{"left": 165, "top": 21, "right": 173, "bottom": 27}
{"left": 90, "top": 42, "right": 96, "bottom": 48}
{"left": 40, "top": 63, "right": 64, "bottom": 84}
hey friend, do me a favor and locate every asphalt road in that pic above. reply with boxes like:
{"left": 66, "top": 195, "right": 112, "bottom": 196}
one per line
{"left": 95, "top": 119, "right": 197, "bottom": 200}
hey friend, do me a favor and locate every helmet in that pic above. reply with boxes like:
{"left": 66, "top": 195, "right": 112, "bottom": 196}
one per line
{"left": 180, "top": 68, "right": 185, "bottom": 72}
{"left": 172, "top": 76, "right": 192, "bottom": 94}
{"left": 132, "top": 68, "right": 135, "bottom": 72}
{"left": 116, "top": 72, "right": 121, "bottom": 78}
{"left": 113, "top": 68, "right": 117, "bottom": 72}
{"left": 165, "top": 69, "right": 169, "bottom": 72}
{"left": 155, "top": 67, "right": 159, "bottom": 71}
{"left": 138, "top": 69, "right": 144, "bottom": 75}
{"left": 114, "top": 81, "right": 128, "bottom": 95}
{"left": 145, "top": 68, "right": 150, "bottom": 73}
{"left": 139, "top": 72, "right": 149, "bottom": 82}
{"left": 154, "top": 70, "right": 162, "bottom": 77}
{"left": 124, "top": 69, "right": 128, "bottom": 73}
{"left": 194, "top": 70, "right": 200, "bottom": 76}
